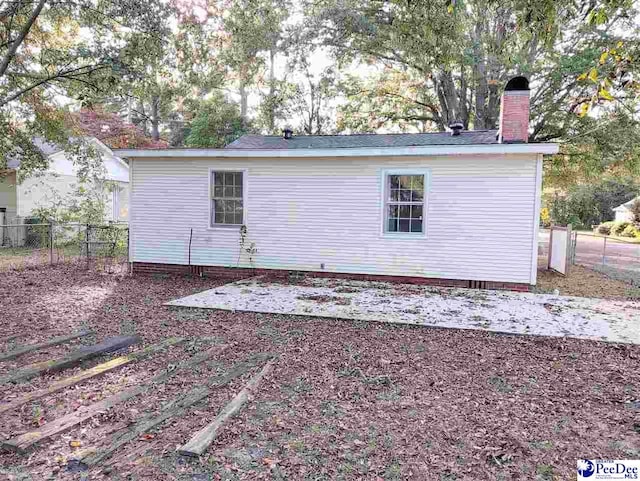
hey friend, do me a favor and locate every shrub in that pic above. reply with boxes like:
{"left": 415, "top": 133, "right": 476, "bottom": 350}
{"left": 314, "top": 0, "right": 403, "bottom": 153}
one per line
{"left": 596, "top": 221, "right": 615, "bottom": 235}
{"left": 631, "top": 199, "right": 640, "bottom": 224}
{"left": 620, "top": 224, "right": 640, "bottom": 238}
{"left": 540, "top": 207, "right": 551, "bottom": 227}
{"left": 612, "top": 221, "right": 631, "bottom": 236}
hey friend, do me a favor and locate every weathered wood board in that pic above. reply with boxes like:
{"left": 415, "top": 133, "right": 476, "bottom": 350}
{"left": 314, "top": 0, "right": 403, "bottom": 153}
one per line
{"left": 0, "top": 336, "right": 141, "bottom": 384}
{"left": 0, "top": 331, "right": 91, "bottom": 362}
{"left": 80, "top": 353, "right": 274, "bottom": 468}
{"left": 178, "top": 359, "right": 275, "bottom": 457}
{"left": 0, "top": 337, "right": 185, "bottom": 415}
{"left": 2, "top": 344, "right": 227, "bottom": 453}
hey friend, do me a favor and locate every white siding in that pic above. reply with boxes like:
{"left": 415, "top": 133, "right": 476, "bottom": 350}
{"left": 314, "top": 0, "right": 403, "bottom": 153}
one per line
{"left": 615, "top": 210, "right": 633, "bottom": 223}
{"left": 17, "top": 173, "right": 78, "bottom": 217}
{"left": 0, "top": 171, "right": 17, "bottom": 221}
{"left": 130, "top": 154, "right": 539, "bottom": 284}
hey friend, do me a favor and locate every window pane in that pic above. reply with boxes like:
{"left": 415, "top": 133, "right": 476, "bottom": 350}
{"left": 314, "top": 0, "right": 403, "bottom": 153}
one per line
{"left": 224, "top": 212, "right": 235, "bottom": 224}
{"left": 215, "top": 212, "right": 225, "bottom": 223}
{"left": 224, "top": 172, "right": 234, "bottom": 185}
{"left": 234, "top": 212, "right": 243, "bottom": 224}
{"left": 389, "top": 175, "right": 400, "bottom": 189}
{"left": 387, "top": 205, "right": 398, "bottom": 218}
{"left": 398, "top": 205, "right": 410, "bottom": 218}
{"left": 214, "top": 173, "right": 223, "bottom": 186}
{"left": 411, "top": 175, "right": 424, "bottom": 201}
{"left": 234, "top": 186, "right": 243, "bottom": 198}
{"left": 398, "top": 219, "right": 410, "bottom": 232}
{"left": 388, "top": 218, "right": 398, "bottom": 232}
{"left": 410, "top": 219, "right": 423, "bottom": 233}
{"left": 234, "top": 172, "right": 243, "bottom": 186}
{"left": 214, "top": 186, "right": 224, "bottom": 197}
{"left": 399, "top": 190, "right": 412, "bottom": 201}
{"left": 398, "top": 175, "right": 411, "bottom": 189}
{"left": 223, "top": 186, "right": 233, "bottom": 197}
{"left": 411, "top": 205, "right": 423, "bottom": 219}
{"left": 233, "top": 200, "right": 243, "bottom": 214}
{"left": 389, "top": 189, "right": 399, "bottom": 201}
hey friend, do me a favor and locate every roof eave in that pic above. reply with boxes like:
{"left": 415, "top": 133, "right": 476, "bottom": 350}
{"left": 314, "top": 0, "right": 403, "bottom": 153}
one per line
{"left": 115, "top": 143, "right": 559, "bottom": 159}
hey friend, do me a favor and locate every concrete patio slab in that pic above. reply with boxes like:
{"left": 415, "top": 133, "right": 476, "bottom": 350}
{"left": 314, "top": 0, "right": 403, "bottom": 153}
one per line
{"left": 166, "top": 277, "right": 640, "bottom": 344}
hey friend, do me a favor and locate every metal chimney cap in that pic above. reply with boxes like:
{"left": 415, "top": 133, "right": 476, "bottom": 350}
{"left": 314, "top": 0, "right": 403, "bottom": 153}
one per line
{"left": 283, "top": 128, "right": 293, "bottom": 140}
{"left": 449, "top": 121, "right": 464, "bottom": 136}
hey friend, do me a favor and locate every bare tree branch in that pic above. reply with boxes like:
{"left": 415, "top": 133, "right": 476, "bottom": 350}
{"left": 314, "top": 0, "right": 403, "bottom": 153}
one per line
{"left": 0, "top": 0, "right": 47, "bottom": 78}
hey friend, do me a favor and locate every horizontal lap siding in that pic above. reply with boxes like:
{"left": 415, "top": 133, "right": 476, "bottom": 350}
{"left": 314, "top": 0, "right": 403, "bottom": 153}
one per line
{"left": 130, "top": 155, "right": 537, "bottom": 283}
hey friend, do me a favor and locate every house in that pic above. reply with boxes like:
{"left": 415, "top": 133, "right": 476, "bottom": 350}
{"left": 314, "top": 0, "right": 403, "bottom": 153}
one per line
{"left": 613, "top": 196, "right": 639, "bottom": 223}
{"left": 116, "top": 76, "right": 558, "bottom": 290}
{"left": 0, "top": 137, "right": 130, "bottom": 228}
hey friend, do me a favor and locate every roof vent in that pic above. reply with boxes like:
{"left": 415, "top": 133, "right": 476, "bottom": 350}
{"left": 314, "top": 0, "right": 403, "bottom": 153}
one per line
{"left": 283, "top": 128, "right": 293, "bottom": 140}
{"left": 449, "top": 121, "right": 464, "bottom": 136}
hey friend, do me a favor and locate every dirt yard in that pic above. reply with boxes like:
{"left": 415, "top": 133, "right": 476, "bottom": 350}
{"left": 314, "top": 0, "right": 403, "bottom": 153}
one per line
{"left": 1, "top": 265, "right": 640, "bottom": 480}
{"left": 537, "top": 264, "right": 640, "bottom": 300}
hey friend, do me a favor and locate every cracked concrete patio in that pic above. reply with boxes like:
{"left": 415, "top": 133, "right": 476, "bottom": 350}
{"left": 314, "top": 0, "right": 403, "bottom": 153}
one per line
{"left": 166, "top": 276, "right": 640, "bottom": 344}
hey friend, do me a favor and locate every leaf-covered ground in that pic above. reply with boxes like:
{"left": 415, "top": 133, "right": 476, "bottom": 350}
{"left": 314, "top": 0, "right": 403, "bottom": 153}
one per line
{"left": 0, "top": 264, "right": 639, "bottom": 480}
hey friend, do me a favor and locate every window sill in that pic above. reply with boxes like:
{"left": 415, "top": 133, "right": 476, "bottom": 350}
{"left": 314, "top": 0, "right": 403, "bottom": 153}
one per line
{"left": 381, "top": 232, "right": 427, "bottom": 239}
{"left": 207, "top": 225, "right": 243, "bottom": 231}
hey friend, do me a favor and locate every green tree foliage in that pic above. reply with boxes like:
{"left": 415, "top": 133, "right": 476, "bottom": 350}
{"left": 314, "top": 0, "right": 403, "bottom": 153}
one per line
{"left": 184, "top": 94, "right": 247, "bottom": 148}
{"left": 545, "top": 110, "right": 640, "bottom": 187}
{"left": 218, "top": 0, "right": 292, "bottom": 126}
{"left": 0, "top": 0, "right": 171, "bottom": 173}
{"left": 306, "top": 0, "right": 637, "bottom": 138}
{"left": 547, "top": 177, "right": 640, "bottom": 228}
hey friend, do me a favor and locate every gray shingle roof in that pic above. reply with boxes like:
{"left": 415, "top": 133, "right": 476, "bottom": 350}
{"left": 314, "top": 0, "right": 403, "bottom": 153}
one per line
{"left": 6, "top": 137, "right": 63, "bottom": 169}
{"left": 225, "top": 130, "right": 499, "bottom": 150}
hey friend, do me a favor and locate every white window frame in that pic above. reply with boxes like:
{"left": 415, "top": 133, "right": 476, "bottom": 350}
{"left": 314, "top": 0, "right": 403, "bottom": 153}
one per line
{"left": 112, "top": 187, "right": 119, "bottom": 221}
{"left": 380, "top": 168, "right": 430, "bottom": 238}
{"left": 208, "top": 168, "right": 248, "bottom": 229}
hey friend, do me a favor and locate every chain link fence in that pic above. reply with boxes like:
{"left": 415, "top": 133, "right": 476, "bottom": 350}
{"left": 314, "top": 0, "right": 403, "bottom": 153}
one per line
{"left": 0, "top": 221, "right": 129, "bottom": 273}
{"left": 572, "top": 232, "right": 640, "bottom": 285}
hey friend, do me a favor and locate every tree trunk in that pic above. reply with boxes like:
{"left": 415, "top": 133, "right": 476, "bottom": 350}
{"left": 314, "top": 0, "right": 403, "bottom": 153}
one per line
{"left": 239, "top": 77, "right": 248, "bottom": 128}
{"left": 137, "top": 101, "right": 148, "bottom": 135}
{"left": 150, "top": 95, "right": 160, "bottom": 141}
{"left": 267, "top": 48, "right": 276, "bottom": 133}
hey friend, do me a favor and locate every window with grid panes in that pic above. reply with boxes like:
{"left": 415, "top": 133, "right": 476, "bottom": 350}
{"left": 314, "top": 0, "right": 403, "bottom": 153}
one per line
{"left": 211, "top": 171, "right": 244, "bottom": 225}
{"left": 385, "top": 174, "right": 425, "bottom": 233}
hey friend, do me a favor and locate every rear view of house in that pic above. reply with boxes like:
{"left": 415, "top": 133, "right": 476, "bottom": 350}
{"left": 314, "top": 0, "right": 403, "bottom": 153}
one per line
{"left": 0, "top": 137, "right": 129, "bottom": 224}
{"left": 0, "top": 137, "right": 130, "bottom": 247}
{"left": 117, "top": 77, "right": 558, "bottom": 289}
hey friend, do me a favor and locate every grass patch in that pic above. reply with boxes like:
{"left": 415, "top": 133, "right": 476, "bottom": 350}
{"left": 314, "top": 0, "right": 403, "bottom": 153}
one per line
{"left": 488, "top": 375, "right": 513, "bottom": 393}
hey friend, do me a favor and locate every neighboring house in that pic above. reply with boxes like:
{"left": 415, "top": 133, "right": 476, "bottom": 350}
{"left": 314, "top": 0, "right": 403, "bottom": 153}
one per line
{"left": 0, "top": 137, "right": 130, "bottom": 227}
{"left": 116, "top": 77, "right": 558, "bottom": 290}
{"left": 613, "top": 196, "right": 639, "bottom": 223}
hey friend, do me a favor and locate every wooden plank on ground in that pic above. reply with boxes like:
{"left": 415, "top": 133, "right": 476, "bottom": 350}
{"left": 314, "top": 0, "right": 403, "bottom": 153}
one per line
{"left": 0, "top": 336, "right": 141, "bottom": 385}
{"left": 0, "top": 333, "right": 28, "bottom": 344}
{"left": 0, "top": 331, "right": 91, "bottom": 362}
{"left": 178, "top": 359, "right": 276, "bottom": 457}
{"left": 79, "top": 353, "right": 275, "bottom": 468}
{"left": 1, "top": 344, "right": 229, "bottom": 453}
{"left": 0, "top": 337, "right": 186, "bottom": 415}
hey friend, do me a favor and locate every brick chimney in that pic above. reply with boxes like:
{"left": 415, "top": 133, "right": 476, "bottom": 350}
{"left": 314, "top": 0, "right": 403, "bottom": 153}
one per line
{"left": 499, "top": 76, "right": 530, "bottom": 143}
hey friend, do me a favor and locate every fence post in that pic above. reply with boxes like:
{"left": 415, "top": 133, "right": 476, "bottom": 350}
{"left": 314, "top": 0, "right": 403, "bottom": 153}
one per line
{"left": 547, "top": 225, "right": 554, "bottom": 270}
{"left": 565, "top": 224, "right": 572, "bottom": 275}
{"left": 602, "top": 236, "right": 607, "bottom": 265}
{"left": 86, "top": 224, "right": 90, "bottom": 270}
{"left": 49, "top": 222, "right": 54, "bottom": 265}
